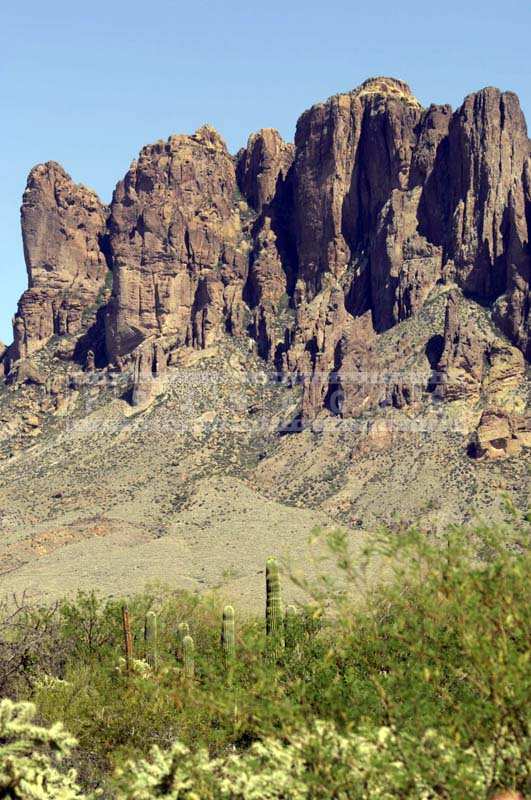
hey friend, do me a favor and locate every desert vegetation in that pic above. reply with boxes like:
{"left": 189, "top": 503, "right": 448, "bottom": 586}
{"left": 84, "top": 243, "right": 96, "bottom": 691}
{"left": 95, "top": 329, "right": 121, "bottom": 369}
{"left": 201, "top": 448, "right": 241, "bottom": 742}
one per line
{"left": 0, "top": 508, "right": 529, "bottom": 798}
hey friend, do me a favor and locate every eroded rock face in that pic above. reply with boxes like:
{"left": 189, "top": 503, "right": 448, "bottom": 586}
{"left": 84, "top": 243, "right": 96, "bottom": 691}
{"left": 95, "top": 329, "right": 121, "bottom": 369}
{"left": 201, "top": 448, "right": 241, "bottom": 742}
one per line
{"left": 5, "top": 77, "right": 529, "bottom": 432}
{"left": 434, "top": 290, "right": 486, "bottom": 402}
{"left": 469, "top": 408, "right": 522, "bottom": 460}
{"left": 105, "top": 126, "right": 250, "bottom": 361}
{"left": 12, "top": 162, "right": 109, "bottom": 362}
{"left": 434, "top": 289, "right": 526, "bottom": 409}
{"left": 279, "top": 78, "right": 529, "bottom": 421}
{"left": 236, "top": 128, "right": 294, "bottom": 213}
{"left": 131, "top": 339, "right": 167, "bottom": 406}
{"left": 237, "top": 129, "right": 296, "bottom": 360}
{"left": 444, "top": 89, "right": 529, "bottom": 300}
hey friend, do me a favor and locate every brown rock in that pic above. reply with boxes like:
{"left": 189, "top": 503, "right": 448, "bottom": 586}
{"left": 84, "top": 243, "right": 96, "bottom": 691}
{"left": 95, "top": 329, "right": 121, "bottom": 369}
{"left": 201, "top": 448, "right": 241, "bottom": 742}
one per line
{"left": 13, "top": 162, "right": 109, "bottom": 361}
{"left": 131, "top": 339, "right": 167, "bottom": 406}
{"left": 446, "top": 89, "right": 529, "bottom": 300}
{"left": 514, "top": 412, "right": 531, "bottom": 448}
{"left": 237, "top": 129, "right": 295, "bottom": 360}
{"left": 236, "top": 128, "right": 294, "bottom": 213}
{"left": 0, "top": 341, "right": 6, "bottom": 378}
{"left": 434, "top": 290, "right": 485, "bottom": 401}
{"left": 7, "top": 360, "right": 46, "bottom": 387}
{"left": 105, "top": 126, "right": 249, "bottom": 361}
{"left": 492, "top": 155, "right": 531, "bottom": 359}
{"left": 434, "top": 289, "right": 526, "bottom": 410}
{"left": 470, "top": 407, "right": 522, "bottom": 460}
{"left": 484, "top": 341, "right": 525, "bottom": 407}
{"left": 4, "top": 77, "right": 529, "bottom": 437}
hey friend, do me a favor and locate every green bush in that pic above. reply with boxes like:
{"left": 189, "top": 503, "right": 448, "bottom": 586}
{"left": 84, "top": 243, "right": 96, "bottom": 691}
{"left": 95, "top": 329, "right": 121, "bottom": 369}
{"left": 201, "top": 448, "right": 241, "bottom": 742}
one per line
{"left": 0, "top": 513, "right": 528, "bottom": 797}
{"left": 113, "top": 720, "right": 528, "bottom": 799}
{"left": 0, "top": 698, "right": 83, "bottom": 799}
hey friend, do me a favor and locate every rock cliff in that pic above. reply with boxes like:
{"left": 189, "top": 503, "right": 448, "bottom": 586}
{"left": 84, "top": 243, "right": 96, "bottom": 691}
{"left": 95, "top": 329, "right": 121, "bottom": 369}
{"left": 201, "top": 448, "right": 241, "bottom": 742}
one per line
{"left": 4, "top": 77, "right": 530, "bottom": 438}
{"left": 105, "top": 126, "right": 249, "bottom": 361}
{"left": 11, "top": 162, "right": 109, "bottom": 363}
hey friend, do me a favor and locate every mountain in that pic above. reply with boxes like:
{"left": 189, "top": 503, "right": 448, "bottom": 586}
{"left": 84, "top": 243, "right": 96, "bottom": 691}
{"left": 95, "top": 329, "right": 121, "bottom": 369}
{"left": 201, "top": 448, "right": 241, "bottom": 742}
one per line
{"left": 0, "top": 77, "right": 529, "bottom": 605}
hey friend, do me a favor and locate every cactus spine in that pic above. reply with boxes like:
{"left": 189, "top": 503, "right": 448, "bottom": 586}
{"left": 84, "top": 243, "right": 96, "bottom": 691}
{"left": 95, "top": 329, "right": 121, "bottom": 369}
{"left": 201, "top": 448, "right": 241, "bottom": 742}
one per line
{"left": 182, "top": 635, "right": 195, "bottom": 680}
{"left": 222, "top": 605, "right": 235, "bottom": 667}
{"left": 144, "top": 611, "right": 158, "bottom": 671}
{"left": 176, "top": 622, "right": 189, "bottom": 661}
{"left": 121, "top": 605, "right": 133, "bottom": 674}
{"left": 266, "top": 557, "right": 284, "bottom": 657}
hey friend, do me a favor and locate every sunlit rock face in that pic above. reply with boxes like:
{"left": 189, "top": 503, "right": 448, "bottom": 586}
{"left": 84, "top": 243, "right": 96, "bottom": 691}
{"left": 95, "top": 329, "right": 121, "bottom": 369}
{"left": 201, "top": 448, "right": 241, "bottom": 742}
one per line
{"left": 104, "top": 126, "right": 250, "bottom": 361}
{"left": 12, "top": 161, "right": 109, "bottom": 362}
{"left": 7, "top": 78, "right": 529, "bottom": 427}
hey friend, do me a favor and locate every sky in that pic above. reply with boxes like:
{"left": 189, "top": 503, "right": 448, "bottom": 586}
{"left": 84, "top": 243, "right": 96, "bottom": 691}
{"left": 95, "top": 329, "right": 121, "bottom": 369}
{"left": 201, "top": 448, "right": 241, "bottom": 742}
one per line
{"left": 1, "top": 0, "right": 530, "bottom": 345}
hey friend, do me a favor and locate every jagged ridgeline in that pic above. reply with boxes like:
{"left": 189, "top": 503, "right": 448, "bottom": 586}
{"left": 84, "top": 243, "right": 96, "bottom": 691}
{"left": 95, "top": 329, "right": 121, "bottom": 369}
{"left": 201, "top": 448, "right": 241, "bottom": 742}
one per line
{"left": 2, "top": 78, "right": 529, "bottom": 390}
{"left": 0, "top": 77, "right": 529, "bottom": 550}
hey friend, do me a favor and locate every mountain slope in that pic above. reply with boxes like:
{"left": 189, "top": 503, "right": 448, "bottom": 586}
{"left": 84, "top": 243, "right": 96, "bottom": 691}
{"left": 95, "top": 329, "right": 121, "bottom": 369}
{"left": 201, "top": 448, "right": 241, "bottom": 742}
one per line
{"left": 0, "top": 77, "right": 529, "bottom": 604}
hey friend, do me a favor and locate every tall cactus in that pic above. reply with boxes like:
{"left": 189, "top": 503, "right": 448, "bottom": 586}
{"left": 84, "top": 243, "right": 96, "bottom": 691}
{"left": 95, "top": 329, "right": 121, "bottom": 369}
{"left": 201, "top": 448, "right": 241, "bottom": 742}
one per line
{"left": 284, "top": 605, "right": 298, "bottom": 652}
{"left": 144, "top": 611, "right": 158, "bottom": 671}
{"left": 222, "top": 605, "right": 235, "bottom": 666}
{"left": 182, "top": 634, "right": 195, "bottom": 680}
{"left": 266, "top": 557, "right": 284, "bottom": 657}
{"left": 176, "top": 622, "right": 189, "bottom": 661}
{"left": 121, "top": 605, "right": 133, "bottom": 674}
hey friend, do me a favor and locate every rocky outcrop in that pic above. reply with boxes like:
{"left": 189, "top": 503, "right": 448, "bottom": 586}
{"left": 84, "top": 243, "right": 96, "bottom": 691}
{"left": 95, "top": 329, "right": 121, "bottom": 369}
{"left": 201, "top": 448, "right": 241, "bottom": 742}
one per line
{"left": 433, "top": 290, "right": 486, "bottom": 402}
{"left": 237, "top": 129, "right": 296, "bottom": 360}
{"left": 469, "top": 408, "right": 522, "bottom": 460}
{"left": 236, "top": 128, "right": 294, "bottom": 214}
{"left": 492, "top": 155, "right": 531, "bottom": 360}
{"left": 105, "top": 126, "right": 250, "bottom": 361}
{"left": 434, "top": 289, "right": 526, "bottom": 408}
{"left": 131, "top": 339, "right": 167, "bottom": 406}
{"left": 446, "top": 90, "right": 529, "bottom": 299}
{"left": 279, "top": 80, "right": 529, "bottom": 422}
{"left": 12, "top": 162, "right": 109, "bottom": 362}
{"left": 4, "top": 77, "right": 529, "bottom": 431}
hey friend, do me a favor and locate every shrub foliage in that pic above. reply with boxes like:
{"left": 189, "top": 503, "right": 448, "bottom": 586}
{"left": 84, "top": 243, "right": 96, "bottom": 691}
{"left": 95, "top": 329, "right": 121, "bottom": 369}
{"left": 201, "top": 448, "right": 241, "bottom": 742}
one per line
{"left": 0, "top": 514, "right": 529, "bottom": 798}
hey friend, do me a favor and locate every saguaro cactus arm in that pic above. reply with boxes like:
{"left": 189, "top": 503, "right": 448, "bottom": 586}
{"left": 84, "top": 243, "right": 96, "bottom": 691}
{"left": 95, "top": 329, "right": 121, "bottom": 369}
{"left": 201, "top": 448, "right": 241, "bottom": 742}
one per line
{"left": 122, "top": 605, "right": 133, "bottom": 674}
{"left": 222, "top": 605, "right": 236, "bottom": 662}
{"left": 266, "top": 557, "right": 284, "bottom": 656}
{"left": 144, "top": 611, "right": 158, "bottom": 671}
{"left": 182, "top": 635, "right": 195, "bottom": 680}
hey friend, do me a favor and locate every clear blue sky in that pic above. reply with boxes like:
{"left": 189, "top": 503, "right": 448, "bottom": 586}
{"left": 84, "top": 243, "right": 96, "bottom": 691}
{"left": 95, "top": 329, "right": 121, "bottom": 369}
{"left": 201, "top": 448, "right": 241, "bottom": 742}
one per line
{"left": 1, "top": 0, "right": 530, "bottom": 345}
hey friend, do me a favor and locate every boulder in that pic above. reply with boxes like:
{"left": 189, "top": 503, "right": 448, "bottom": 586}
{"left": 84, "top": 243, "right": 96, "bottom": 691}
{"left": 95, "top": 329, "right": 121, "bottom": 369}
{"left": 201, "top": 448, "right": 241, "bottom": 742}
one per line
{"left": 469, "top": 408, "right": 522, "bottom": 460}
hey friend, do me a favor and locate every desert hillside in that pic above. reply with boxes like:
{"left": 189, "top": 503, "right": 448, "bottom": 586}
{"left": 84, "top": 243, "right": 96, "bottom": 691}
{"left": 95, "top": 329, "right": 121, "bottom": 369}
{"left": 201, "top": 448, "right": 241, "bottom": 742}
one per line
{"left": 0, "top": 77, "right": 529, "bottom": 604}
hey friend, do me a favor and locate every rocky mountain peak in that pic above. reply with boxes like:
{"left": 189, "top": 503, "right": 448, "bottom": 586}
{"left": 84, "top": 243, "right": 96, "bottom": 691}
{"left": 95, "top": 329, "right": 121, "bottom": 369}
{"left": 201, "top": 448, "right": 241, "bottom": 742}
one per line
{"left": 353, "top": 76, "right": 421, "bottom": 106}
{"left": 2, "top": 76, "right": 529, "bottom": 455}
{"left": 0, "top": 77, "right": 529, "bottom": 574}
{"left": 236, "top": 128, "right": 294, "bottom": 212}
{"left": 191, "top": 124, "right": 229, "bottom": 150}
{"left": 8, "top": 161, "right": 109, "bottom": 364}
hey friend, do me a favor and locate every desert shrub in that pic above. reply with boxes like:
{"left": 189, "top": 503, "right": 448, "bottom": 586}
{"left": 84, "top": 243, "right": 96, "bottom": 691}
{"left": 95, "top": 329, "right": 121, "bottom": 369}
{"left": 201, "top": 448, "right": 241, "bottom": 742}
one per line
{"left": 0, "top": 513, "right": 528, "bottom": 796}
{"left": 113, "top": 720, "right": 528, "bottom": 799}
{"left": 0, "top": 596, "right": 62, "bottom": 697}
{"left": 0, "top": 698, "right": 83, "bottom": 799}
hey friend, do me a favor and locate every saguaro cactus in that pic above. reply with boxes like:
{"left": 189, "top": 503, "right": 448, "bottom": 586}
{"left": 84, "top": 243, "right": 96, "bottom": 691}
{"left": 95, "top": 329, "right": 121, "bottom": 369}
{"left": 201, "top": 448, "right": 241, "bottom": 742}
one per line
{"left": 182, "top": 635, "right": 195, "bottom": 680}
{"left": 122, "top": 605, "right": 133, "bottom": 674}
{"left": 176, "top": 622, "right": 189, "bottom": 661}
{"left": 284, "top": 605, "right": 297, "bottom": 651}
{"left": 144, "top": 611, "right": 158, "bottom": 671}
{"left": 266, "top": 557, "right": 284, "bottom": 656}
{"left": 222, "top": 605, "right": 235, "bottom": 664}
